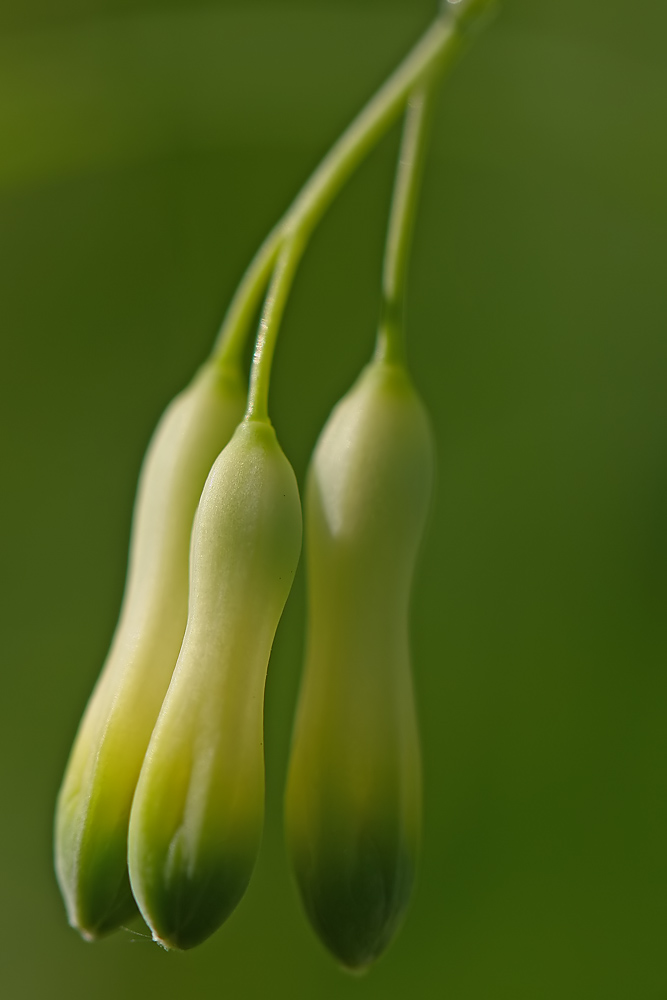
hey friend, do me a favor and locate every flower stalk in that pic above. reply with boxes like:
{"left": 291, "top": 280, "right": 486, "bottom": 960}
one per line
{"left": 54, "top": 0, "right": 496, "bottom": 956}
{"left": 213, "top": 0, "right": 495, "bottom": 380}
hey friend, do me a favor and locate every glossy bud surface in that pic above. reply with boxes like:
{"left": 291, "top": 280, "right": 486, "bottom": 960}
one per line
{"left": 55, "top": 360, "right": 245, "bottom": 940}
{"left": 285, "top": 359, "right": 434, "bottom": 971}
{"left": 128, "top": 418, "right": 302, "bottom": 950}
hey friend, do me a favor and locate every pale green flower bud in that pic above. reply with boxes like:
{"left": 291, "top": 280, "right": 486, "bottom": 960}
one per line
{"left": 127, "top": 418, "right": 302, "bottom": 951}
{"left": 285, "top": 358, "right": 434, "bottom": 971}
{"left": 55, "top": 360, "right": 245, "bottom": 940}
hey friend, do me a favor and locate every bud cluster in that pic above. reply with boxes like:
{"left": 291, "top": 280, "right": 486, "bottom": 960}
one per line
{"left": 54, "top": 0, "right": 494, "bottom": 972}
{"left": 55, "top": 346, "right": 432, "bottom": 969}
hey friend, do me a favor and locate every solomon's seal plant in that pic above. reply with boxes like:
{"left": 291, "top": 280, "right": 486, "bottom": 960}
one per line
{"left": 284, "top": 85, "right": 436, "bottom": 971}
{"left": 55, "top": 0, "right": 496, "bottom": 970}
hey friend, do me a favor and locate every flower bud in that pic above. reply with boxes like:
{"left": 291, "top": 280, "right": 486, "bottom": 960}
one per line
{"left": 285, "top": 358, "right": 434, "bottom": 971}
{"left": 55, "top": 360, "right": 245, "bottom": 940}
{"left": 127, "top": 418, "right": 302, "bottom": 951}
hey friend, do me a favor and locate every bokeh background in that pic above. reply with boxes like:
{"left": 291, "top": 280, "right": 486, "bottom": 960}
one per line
{"left": 2, "top": 0, "right": 667, "bottom": 997}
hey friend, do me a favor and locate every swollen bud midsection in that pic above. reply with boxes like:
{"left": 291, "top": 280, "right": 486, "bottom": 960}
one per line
{"left": 54, "top": 360, "right": 245, "bottom": 940}
{"left": 128, "top": 418, "right": 302, "bottom": 952}
{"left": 285, "top": 358, "right": 433, "bottom": 970}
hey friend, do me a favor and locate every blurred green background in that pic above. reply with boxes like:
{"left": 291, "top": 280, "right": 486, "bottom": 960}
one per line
{"left": 2, "top": 0, "right": 667, "bottom": 997}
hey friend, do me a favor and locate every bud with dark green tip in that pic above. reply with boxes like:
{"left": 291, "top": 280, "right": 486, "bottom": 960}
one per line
{"left": 285, "top": 357, "right": 434, "bottom": 971}
{"left": 54, "top": 359, "right": 245, "bottom": 940}
{"left": 128, "top": 418, "right": 302, "bottom": 950}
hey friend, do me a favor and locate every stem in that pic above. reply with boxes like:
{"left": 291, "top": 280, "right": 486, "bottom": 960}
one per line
{"left": 212, "top": 1, "right": 488, "bottom": 370}
{"left": 279, "top": 15, "right": 458, "bottom": 246}
{"left": 211, "top": 225, "right": 282, "bottom": 367}
{"left": 376, "top": 81, "right": 437, "bottom": 365}
{"left": 216, "top": 0, "right": 496, "bottom": 412}
{"left": 245, "top": 234, "right": 305, "bottom": 422}
{"left": 441, "top": 0, "right": 498, "bottom": 33}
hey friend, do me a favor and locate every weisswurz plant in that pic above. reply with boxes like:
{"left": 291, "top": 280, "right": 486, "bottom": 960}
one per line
{"left": 54, "top": 0, "right": 496, "bottom": 970}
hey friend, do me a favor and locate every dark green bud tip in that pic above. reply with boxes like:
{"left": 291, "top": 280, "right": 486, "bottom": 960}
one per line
{"left": 291, "top": 818, "right": 417, "bottom": 971}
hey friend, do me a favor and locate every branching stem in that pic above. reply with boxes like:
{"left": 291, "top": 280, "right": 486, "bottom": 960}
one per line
{"left": 213, "top": 0, "right": 495, "bottom": 416}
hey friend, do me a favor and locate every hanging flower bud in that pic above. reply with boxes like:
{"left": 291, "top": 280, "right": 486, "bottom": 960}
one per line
{"left": 128, "top": 417, "right": 302, "bottom": 951}
{"left": 55, "top": 359, "right": 245, "bottom": 941}
{"left": 285, "top": 357, "right": 434, "bottom": 971}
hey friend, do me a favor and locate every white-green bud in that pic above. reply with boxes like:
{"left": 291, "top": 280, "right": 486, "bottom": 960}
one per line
{"left": 285, "top": 358, "right": 434, "bottom": 971}
{"left": 128, "top": 418, "right": 302, "bottom": 951}
{"left": 54, "top": 360, "right": 245, "bottom": 940}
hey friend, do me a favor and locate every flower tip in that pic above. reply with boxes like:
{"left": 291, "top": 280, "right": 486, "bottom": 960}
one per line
{"left": 65, "top": 906, "right": 123, "bottom": 944}
{"left": 64, "top": 894, "right": 139, "bottom": 944}
{"left": 133, "top": 883, "right": 249, "bottom": 952}
{"left": 151, "top": 933, "right": 174, "bottom": 952}
{"left": 73, "top": 924, "right": 98, "bottom": 944}
{"left": 339, "top": 958, "right": 372, "bottom": 977}
{"left": 289, "top": 827, "right": 416, "bottom": 972}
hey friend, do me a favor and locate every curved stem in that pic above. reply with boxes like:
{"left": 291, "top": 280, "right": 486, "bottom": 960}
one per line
{"left": 279, "top": 14, "right": 458, "bottom": 247}
{"left": 218, "top": 0, "right": 496, "bottom": 416}
{"left": 245, "top": 234, "right": 305, "bottom": 423}
{"left": 211, "top": 225, "right": 282, "bottom": 368}
{"left": 376, "top": 81, "right": 437, "bottom": 365}
{"left": 441, "top": 0, "right": 499, "bottom": 33}
{"left": 212, "top": 2, "right": 488, "bottom": 371}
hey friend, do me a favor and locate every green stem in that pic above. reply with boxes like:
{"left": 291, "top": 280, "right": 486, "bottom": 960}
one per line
{"left": 376, "top": 81, "right": 437, "bottom": 365}
{"left": 245, "top": 234, "right": 305, "bottom": 422}
{"left": 441, "top": 0, "right": 498, "bottom": 33}
{"left": 217, "top": 0, "right": 495, "bottom": 408}
{"left": 278, "top": 14, "right": 457, "bottom": 246}
{"left": 211, "top": 225, "right": 282, "bottom": 368}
